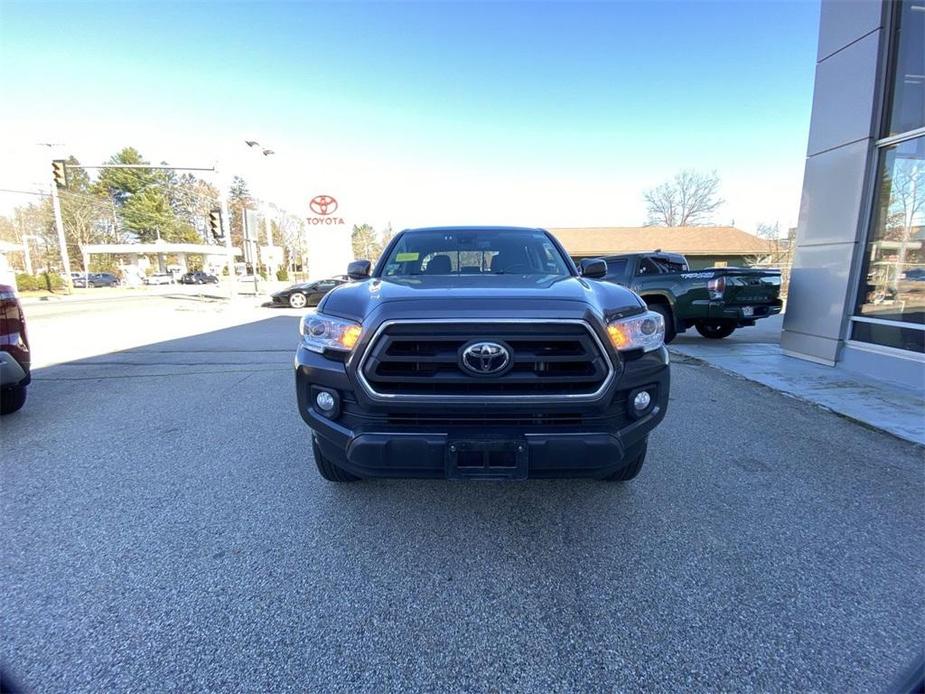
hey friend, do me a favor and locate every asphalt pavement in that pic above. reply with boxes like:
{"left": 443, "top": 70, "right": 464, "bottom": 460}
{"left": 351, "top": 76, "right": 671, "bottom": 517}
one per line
{"left": 671, "top": 313, "right": 925, "bottom": 446}
{"left": 2, "top": 302, "right": 923, "bottom": 692}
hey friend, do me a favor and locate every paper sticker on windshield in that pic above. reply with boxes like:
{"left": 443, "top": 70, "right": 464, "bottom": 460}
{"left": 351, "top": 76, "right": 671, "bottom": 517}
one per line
{"left": 396, "top": 252, "right": 419, "bottom": 262}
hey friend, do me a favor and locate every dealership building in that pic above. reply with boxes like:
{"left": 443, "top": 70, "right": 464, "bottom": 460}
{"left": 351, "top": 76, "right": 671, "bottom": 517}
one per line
{"left": 550, "top": 226, "right": 773, "bottom": 270}
{"left": 781, "top": 0, "right": 924, "bottom": 385}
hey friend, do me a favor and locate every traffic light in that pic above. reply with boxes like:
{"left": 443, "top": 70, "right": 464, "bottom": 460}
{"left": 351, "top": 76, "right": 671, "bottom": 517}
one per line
{"left": 208, "top": 208, "right": 224, "bottom": 240}
{"left": 52, "top": 160, "right": 67, "bottom": 189}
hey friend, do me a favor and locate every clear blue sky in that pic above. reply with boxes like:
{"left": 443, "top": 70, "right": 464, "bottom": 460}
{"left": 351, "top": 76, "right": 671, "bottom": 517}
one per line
{"left": 0, "top": 1, "right": 821, "bottom": 230}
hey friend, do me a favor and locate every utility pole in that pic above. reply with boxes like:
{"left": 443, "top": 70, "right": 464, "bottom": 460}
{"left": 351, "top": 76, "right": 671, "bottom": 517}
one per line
{"left": 18, "top": 216, "right": 34, "bottom": 276}
{"left": 220, "top": 194, "right": 236, "bottom": 300}
{"left": 263, "top": 202, "right": 274, "bottom": 278}
{"left": 50, "top": 181, "right": 73, "bottom": 293}
{"left": 243, "top": 208, "right": 259, "bottom": 295}
{"left": 21, "top": 238, "right": 32, "bottom": 275}
{"left": 212, "top": 161, "right": 237, "bottom": 301}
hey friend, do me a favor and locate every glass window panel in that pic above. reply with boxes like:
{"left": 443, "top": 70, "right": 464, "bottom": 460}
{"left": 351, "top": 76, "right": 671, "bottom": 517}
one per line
{"left": 606, "top": 258, "right": 628, "bottom": 278}
{"left": 856, "top": 135, "right": 925, "bottom": 335}
{"left": 381, "top": 229, "right": 570, "bottom": 277}
{"left": 851, "top": 320, "right": 925, "bottom": 353}
{"left": 885, "top": 0, "right": 925, "bottom": 137}
{"left": 637, "top": 258, "right": 660, "bottom": 276}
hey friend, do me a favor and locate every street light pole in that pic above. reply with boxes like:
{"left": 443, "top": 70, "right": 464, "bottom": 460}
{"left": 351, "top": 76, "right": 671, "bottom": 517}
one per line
{"left": 220, "top": 194, "right": 235, "bottom": 299}
{"left": 38, "top": 144, "right": 74, "bottom": 292}
{"left": 213, "top": 161, "right": 237, "bottom": 301}
{"left": 50, "top": 182, "right": 73, "bottom": 293}
{"left": 244, "top": 139, "right": 279, "bottom": 279}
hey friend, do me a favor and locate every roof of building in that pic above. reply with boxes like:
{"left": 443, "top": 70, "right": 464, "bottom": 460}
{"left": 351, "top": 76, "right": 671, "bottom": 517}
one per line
{"left": 548, "top": 226, "right": 773, "bottom": 257}
{"left": 81, "top": 242, "right": 241, "bottom": 256}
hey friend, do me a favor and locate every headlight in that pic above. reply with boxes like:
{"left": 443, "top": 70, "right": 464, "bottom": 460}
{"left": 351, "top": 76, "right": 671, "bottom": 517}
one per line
{"left": 606, "top": 311, "right": 664, "bottom": 352}
{"left": 299, "top": 312, "right": 362, "bottom": 353}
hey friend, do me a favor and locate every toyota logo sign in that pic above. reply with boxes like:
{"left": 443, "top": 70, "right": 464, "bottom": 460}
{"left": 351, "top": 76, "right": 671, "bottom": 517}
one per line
{"left": 460, "top": 341, "right": 512, "bottom": 376}
{"left": 309, "top": 195, "right": 338, "bottom": 216}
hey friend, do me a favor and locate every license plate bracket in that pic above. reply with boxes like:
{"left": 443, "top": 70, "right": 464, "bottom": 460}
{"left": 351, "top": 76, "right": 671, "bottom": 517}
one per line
{"left": 446, "top": 438, "right": 528, "bottom": 480}
{"left": 741, "top": 306, "right": 754, "bottom": 317}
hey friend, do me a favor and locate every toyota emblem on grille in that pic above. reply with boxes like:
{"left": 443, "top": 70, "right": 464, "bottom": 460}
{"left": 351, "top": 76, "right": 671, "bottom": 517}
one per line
{"left": 460, "top": 341, "right": 511, "bottom": 376}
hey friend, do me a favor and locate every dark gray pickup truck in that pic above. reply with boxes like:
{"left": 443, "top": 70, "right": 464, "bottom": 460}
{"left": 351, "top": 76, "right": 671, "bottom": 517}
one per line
{"left": 600, "top": 252, "right": 783, "bottom": 342}
{"left": 294, "top": 226, "right": 670, "bottom": 483}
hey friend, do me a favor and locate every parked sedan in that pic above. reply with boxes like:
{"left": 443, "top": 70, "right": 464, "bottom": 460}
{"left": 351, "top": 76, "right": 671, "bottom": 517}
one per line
{"left": 271, "top": 276, "right": 348, "bottom": 308}
{"left": 144, "top": 273, "right": 175, "bottom": 285}
{"left": 179, "top": 271, "right": 219, "bottom": 285}
{"left": 0, "top": 284, "right": 30, "bottom": 414}
{"left": 74, "top": 272, "right": 120, "bottom": 288}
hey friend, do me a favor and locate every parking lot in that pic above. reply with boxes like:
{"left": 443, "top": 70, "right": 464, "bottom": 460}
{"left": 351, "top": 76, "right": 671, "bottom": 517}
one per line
{"left": 2, "top": 296, "right": 923, "bottom": 691}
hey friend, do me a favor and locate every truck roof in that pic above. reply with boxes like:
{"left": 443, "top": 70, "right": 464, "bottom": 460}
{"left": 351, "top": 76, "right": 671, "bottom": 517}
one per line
{"left": 401, "top": 226, "right": 548, "bottom": 234}
{"left": 601, "top": 251, "right": 687, "bottom": 262}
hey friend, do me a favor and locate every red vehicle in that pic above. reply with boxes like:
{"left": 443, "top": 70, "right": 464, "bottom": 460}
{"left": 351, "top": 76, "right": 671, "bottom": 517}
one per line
{"left": 0, "top": 285, "right": 30, "bottom": 414}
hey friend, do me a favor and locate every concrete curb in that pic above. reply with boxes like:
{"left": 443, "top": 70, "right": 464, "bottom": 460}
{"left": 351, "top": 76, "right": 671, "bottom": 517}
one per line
{"left": 669, "top": 344, "right": 925, "bottom": 447}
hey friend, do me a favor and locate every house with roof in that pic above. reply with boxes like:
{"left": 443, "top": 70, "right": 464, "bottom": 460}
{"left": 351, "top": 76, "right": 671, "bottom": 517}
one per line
{"left": 548, "top": 226, "right": 773, "bottom": 270}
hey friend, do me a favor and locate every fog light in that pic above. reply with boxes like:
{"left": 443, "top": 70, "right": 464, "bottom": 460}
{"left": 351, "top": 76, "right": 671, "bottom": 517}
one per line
{"left": 316, "top": 391, "right": 336, "bottom": 412}
{"left": 633, "top": 390, "right": 651, "bottom": 412}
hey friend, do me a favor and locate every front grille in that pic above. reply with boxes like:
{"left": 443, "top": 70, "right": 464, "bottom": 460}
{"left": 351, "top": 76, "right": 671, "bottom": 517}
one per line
{"left": 386, "top": 412, "right": 584, "bottom": 426}
{"left": 357, "top": 320, "right": 613, "bottom": 399}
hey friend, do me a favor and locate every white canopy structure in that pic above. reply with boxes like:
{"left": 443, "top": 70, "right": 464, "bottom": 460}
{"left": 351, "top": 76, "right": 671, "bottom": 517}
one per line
{"left": 80, "top": 241, "right": 242, "bottom": 274}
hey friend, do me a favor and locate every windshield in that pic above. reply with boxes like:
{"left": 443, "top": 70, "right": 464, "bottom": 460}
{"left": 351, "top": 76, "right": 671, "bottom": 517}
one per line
{"left": 380, "top": 229, "right": 571, "bottom": 278}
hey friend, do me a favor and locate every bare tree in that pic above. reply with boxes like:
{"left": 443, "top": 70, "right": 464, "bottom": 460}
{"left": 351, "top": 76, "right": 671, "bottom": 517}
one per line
{"left": 351, "top": 223, "right": 382, "bottom": 262}
{"left": 276, "top": 211, "right": 307, "bottom": 273}
{"left": 380, "top": 222, "right": 395, "bottom": 247}
{"left": 884, "top": 159, "right": 923, "bottom": 294}
{"left": 59, "top": 191, "right": 122, "bottom": 268}
{"left": 643, "top": 169, "right": 724, "bottom": 226}
{"left": 747, "top": 221, "right": 795, "bottom": 297}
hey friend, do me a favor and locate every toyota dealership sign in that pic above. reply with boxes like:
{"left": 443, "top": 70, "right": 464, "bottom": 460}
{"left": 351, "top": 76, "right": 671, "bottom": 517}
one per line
{"left": 308, "top": 194, "right": 344, "bottom": 225}
{"left": 305, "top": 193, "right": 351, "bottom": 280}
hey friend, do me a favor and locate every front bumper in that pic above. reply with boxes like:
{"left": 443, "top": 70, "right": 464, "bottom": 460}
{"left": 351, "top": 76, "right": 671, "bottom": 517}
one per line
{"left": 0, "top": 349, "right": 29, "bottom": 389}
{"left": 295, "top": 344, "right": 670, "bottom": 479}
{"left": 707, "top": 299, "right": 783, "bottom": 323}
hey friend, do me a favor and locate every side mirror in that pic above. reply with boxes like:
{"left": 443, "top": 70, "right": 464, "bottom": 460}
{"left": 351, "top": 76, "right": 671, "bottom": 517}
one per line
{"left": 578, "top": 258, "right": 607, "bottom": 279}
{"left": 347, "top": 259, "right": 371, "bottom": 280}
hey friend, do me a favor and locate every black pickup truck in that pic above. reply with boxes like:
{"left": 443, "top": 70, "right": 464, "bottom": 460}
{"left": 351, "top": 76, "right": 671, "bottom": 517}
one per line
{"left": 294, "top": 227, "right": 670, "bottom": 482}
{"left": 600, "top": 252, "right": 782, "bottom": 342}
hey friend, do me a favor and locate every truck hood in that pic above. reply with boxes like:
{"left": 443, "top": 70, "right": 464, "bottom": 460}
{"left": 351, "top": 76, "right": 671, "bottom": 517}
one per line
{"left": 319, "top": 274, "right": 645, "bottom": 323}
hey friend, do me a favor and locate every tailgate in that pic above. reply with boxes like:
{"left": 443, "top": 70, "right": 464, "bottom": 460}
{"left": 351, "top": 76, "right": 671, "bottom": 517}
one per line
{"left": 716, "top": 269, "right": 781, "bottom": 305}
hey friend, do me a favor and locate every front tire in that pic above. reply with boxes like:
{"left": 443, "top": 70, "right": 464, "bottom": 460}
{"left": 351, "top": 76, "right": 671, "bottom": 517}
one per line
{"left": 289, "top": 292, "right": 307, "bottom": 309}
{"left": 0, "top": 385, "right": 27, "bottom": 415}
{"left": 695, "top": 320, "right": 736, "bottom": 339}
{"left": 602, "top": 438, "right": 648, "bottom": 482}
{"left": 312, "top": 438, "right": 359, "bottom": 482}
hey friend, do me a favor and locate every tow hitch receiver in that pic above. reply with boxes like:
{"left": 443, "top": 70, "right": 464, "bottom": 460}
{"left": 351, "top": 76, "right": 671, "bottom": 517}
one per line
{"left": 446, "top": 438, "right": 528, "bottom": 480}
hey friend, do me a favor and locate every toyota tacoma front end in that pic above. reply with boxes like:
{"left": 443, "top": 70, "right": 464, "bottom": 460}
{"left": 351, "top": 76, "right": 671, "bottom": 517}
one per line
{"left": 294, "top": 226, "right": 670, "bottom": 482}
